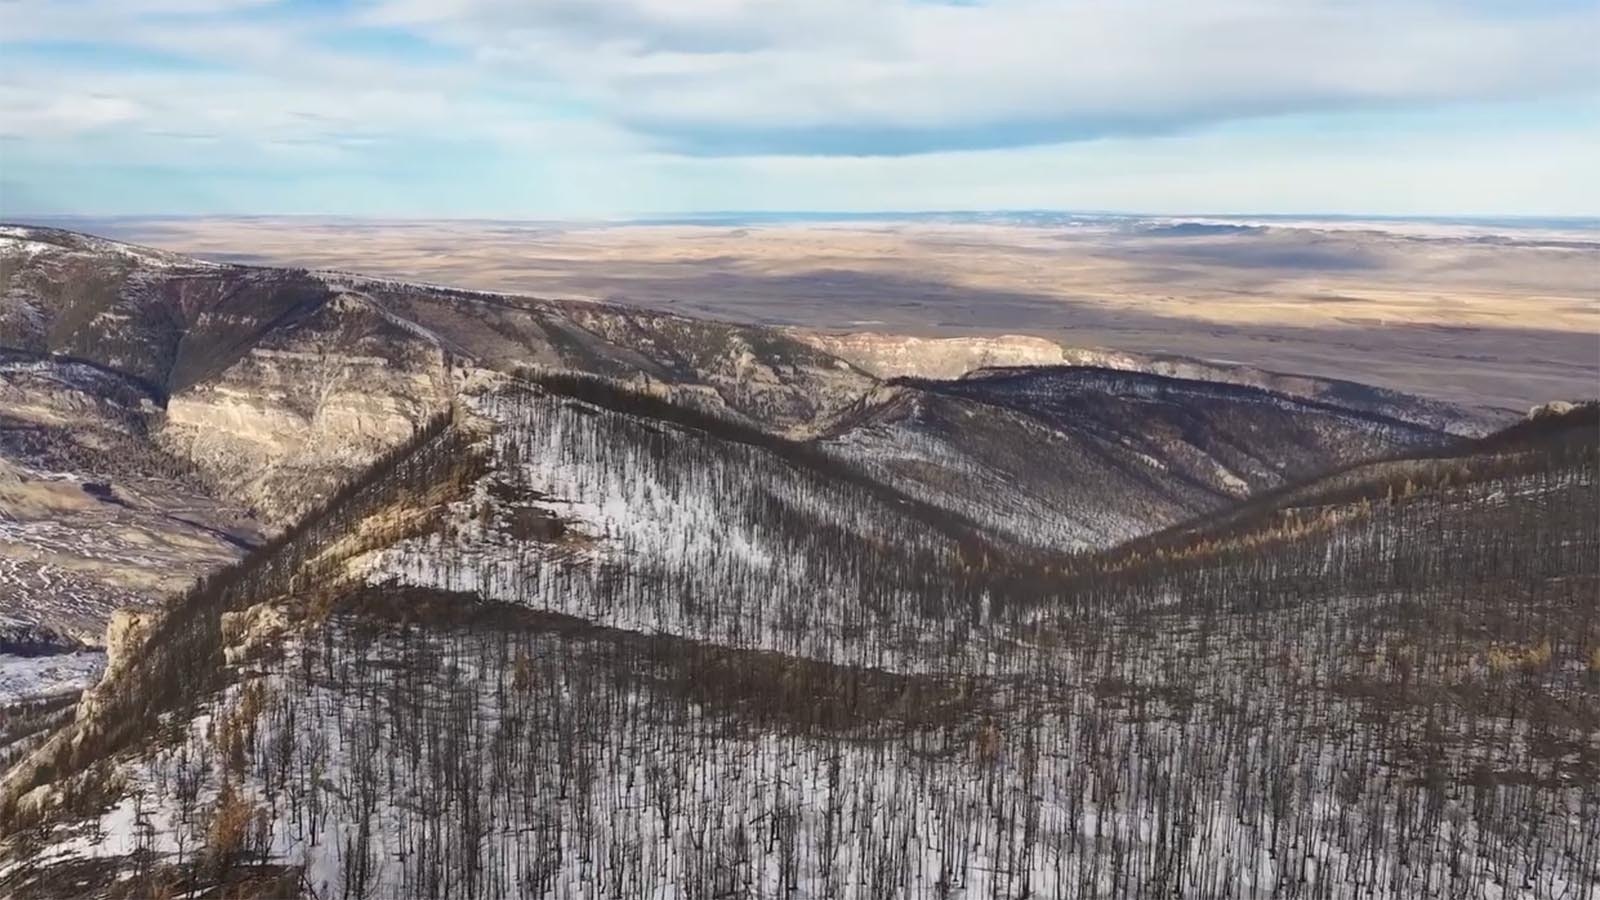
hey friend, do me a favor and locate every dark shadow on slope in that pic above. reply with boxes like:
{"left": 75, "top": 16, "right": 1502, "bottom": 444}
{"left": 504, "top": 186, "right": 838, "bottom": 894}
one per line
{"left": 1078, "top": 402, "right": 1599, "bottom": 572}
{"left": 506, "top": 265, "right": 1594, "bottom": 410}
{"left": 336, "top": 584, "right": 1000, "bottom": 743}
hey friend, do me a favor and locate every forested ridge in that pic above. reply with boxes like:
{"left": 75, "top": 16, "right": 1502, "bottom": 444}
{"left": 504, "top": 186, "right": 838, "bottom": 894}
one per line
{"left": 0, "top": 380, "right": 1594, "bottom": 899}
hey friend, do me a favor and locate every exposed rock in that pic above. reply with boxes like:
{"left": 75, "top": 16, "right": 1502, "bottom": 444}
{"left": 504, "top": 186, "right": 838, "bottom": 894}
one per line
{"left": 795, "top": 331, "right": 1067, "bottom": 380}
{"left": 1528, "top": 400, "right": 1577, "bottom": 419}
{"left": 221, "top": 602, "right": 294, "bottom": 665}
{"left": 157, "top": 291, "right": 455, "bottom": 527}
{"left": 101, "top": 609, "right": 153, "bottom": 678}
{"left": 62, "top": 608, "right": 155, "bottom": 729}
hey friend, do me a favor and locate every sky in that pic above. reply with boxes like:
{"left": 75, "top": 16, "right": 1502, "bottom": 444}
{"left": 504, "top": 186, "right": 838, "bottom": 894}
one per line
{"left": 1, "top": 0, "right": 1597, "bottom": 219}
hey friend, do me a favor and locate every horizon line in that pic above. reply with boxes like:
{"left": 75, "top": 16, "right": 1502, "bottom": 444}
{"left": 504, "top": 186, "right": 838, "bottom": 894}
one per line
{"left": 8, "top": 210, "right": 1600, "bottom": 228}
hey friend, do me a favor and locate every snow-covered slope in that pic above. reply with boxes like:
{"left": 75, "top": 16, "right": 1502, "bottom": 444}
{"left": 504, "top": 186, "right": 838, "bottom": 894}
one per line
{"left": 820, "top": 368, "right": 1453, "bottom": 549}
{"left": 7, "top": 225, "right": 1587, "bottom": 900}
{"left": 2, "top": 403, "right": 1592, "bottom": 900}
{"left": 356, "top": 378, "right": 994, "bottom": 671}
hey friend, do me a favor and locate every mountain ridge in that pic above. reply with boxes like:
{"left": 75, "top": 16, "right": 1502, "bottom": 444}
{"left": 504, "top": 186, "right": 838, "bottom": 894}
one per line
{"left": 1, "top": 364, "right": 1592, "bottom": 898}
{"left": 3, "top": 224, "right": 1555, "bottom": 654}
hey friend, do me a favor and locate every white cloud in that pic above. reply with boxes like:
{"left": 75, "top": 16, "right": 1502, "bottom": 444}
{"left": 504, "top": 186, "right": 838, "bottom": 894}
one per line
{"left": 368, "top": 0, "right": 1600, "bottom": 153}
{"left": 5, "top": 0, "right": 1596, "bottom": 156}
{"left": 0, "top": 86, "right": 147, "bottom": 137}
{"left": 0, "top": 0, "right": 1596, "bottom": 214}
{"left": 608, "top": 110, "right": 1600, "bottom": 217}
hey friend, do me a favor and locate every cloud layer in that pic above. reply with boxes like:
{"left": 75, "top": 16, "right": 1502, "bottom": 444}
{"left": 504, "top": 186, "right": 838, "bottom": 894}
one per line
{"left": 1, "top": 0, "right": 1597, "bottom": 214}
{"left": 375, "top": 0, "right": 1600, "bottom": 154}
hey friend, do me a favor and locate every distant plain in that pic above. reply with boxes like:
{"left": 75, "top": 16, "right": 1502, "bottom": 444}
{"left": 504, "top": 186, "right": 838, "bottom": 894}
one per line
{"left": 50, "top": 215, "right": 1600, "bottom": 411}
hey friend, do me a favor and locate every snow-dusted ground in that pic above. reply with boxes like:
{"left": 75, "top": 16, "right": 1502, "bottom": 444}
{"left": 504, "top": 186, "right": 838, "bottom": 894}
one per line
{"left": 359, "top": 385, "right": 993, "bottom": 672}
{"left": 2, "top": 371, "right": 1591, "bottom": 898}
{"left": 823, "top": 406, "right": 1158, "bottom": 550}
{"left": 0, "top": 555, "right": 135, "bottom": 642}
{"left": 0, "top": 449, "right": 251, "bottom": 644}
{"left": 14, "top": 613, "right": 1589, "bottom": 900}
{"left": 0, "top": 502, "right": 240, "bottom": 644}
{"left": 0, "top": 651, "right": 104, "bottom": 704}
{"left": 0, "top": 226, "right": 208, "bottom": 270}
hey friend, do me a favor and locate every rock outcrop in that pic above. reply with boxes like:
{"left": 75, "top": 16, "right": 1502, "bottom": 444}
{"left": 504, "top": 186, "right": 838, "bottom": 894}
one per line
{"left": 1529, "top": 400, "right": 1577, "bottom": 419}
{"left": 158, "top": 291, "right": 455, "bottom": 526}
{"left": 795, "top": 331, "right": 1068, "bottom": 380}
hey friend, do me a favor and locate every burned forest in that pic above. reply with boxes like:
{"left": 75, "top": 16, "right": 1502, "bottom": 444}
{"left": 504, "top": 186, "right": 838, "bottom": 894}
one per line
{"left": 0, "top": 228, "right": 1595, "bottom": 899}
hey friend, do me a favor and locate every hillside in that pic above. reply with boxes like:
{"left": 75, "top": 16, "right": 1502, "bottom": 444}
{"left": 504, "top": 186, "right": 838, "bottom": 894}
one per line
{"left": 799, "top": 331, "right": 1512, "bottom": 436}
{"left": 0, "top": 225, "right": 878, "bottom": 529}
{"left": 1, "top": 225, "right": 1592, "bottom": 899}
{"left": 821, "top": 367, "right": 1450, "bottom": 548}
{"left": 1, "top": 225, "right": 1469, "bottom": 657}
{"left": 0, "top": 381, "right": 1593, "bottom": 899}
{"left": 0, "top": 349, "right": 259, "bottom": 651}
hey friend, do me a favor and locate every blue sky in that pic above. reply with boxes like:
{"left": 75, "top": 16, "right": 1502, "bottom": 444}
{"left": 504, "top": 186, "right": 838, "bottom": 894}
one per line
{"left": 1, "top": 0, "right": 1597, "bottom": 218}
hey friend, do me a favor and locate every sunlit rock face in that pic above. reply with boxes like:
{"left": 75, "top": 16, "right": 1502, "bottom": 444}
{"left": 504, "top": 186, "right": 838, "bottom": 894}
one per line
{"left": 796, "top": 331, "right": 1069, "bottom": 380}
{"left": 158, "top": 293, "right": 455, "bottom": 527}
{"left": 0, "top": 228, "right": 887, "bottom": 647}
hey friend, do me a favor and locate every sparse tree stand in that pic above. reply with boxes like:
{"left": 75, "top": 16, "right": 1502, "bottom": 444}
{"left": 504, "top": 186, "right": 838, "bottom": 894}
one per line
{"left": 1, "top": 380, "right": 1595, "bottom": 899}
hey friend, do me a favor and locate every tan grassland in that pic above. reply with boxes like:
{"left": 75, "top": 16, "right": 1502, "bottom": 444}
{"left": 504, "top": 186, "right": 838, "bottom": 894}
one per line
{"left": 74, "top": 217, "right": 1600, "bottom": 410}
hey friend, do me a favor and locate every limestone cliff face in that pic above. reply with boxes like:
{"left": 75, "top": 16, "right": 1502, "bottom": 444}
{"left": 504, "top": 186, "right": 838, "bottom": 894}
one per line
{"left": 795, "top": 331, "right": 1068, "bottom": 380}
{"left": 98, "top": 608, "right": 153, "bottom": 684}
{"left": 1529, "top": 400, "right": 1578, "bottom": 419}
{"left": 158, "top": 292, "right": 454, "bottom": 527}
{"left": 220, "top": 601, "right": 294, "bottom": 665}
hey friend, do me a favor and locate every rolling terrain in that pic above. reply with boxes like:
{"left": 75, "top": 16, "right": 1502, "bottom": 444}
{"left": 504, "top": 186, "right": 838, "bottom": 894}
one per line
{"left": 0, "top": 225, "right": 1474, "bottom": 655}
{"left": 822, "top": 367, "right": 1450, "bottom": 548}
{"left": 0, "top": 379, "right": 1592, "bottom": 899}
{"left": 0, "top": 225, "right": 1594, "bottom": 899}
{"left": 55, "top": 214, "right": 1599, "bottom": 412}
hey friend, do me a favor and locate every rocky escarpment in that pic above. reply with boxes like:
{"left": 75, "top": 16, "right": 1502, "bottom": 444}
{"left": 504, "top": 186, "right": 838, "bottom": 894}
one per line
{"left": 158, "top": 292, "right": 456, "bottom": 526}
{"left": 795, "top": 331, "right": 1068, "bottom": 381}
{"left": 796, "top": 330, "right": 1510, "bottom": 436}
{"left": 0, "top": 607, "right": 149, "bottom": 821}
